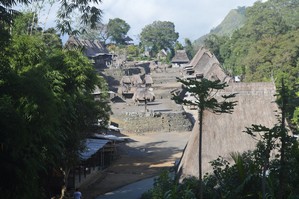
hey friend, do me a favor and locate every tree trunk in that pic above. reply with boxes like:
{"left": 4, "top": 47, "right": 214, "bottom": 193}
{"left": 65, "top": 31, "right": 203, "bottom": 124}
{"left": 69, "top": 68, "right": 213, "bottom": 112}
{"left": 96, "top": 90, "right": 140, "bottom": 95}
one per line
{"left": 278, "top": 79, "right": 287, "bottom": 199}
{"left": 59, "top": 167, "right": 70, "bottom": 199}
{"left": 198, "top": 107, "right": 204, "bottom": 199}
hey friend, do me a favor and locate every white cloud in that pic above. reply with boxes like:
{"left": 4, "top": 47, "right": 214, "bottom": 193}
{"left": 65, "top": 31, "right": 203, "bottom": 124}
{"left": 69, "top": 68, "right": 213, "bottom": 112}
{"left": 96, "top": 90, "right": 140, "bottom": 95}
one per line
{"left": 99, "top": 0, "right": 257, "bottom": 43}
{"left": 31, "top": 0, "right": 258, "bottom": 43}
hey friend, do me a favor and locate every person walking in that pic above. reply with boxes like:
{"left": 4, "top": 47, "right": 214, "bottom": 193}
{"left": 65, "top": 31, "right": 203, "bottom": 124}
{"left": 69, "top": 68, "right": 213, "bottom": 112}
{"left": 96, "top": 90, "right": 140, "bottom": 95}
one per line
{"left": 73, "top": 188, "right": 82, "bottom": 199}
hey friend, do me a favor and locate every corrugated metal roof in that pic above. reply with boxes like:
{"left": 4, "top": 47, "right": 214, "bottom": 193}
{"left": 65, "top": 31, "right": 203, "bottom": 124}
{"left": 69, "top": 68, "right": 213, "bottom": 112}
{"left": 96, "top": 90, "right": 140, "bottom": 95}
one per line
{"left": 80, "top": 139, "right": 110, "bottom": 160}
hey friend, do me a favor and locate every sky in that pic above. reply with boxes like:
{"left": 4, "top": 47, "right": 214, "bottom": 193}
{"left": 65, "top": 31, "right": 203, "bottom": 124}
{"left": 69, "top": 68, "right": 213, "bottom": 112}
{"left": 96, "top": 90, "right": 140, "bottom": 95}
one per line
{"left": 29, "top": 0, "right": 259, "bottom": 43}
{"left": 99, "top": 0, "right": 258, "bottom": 43}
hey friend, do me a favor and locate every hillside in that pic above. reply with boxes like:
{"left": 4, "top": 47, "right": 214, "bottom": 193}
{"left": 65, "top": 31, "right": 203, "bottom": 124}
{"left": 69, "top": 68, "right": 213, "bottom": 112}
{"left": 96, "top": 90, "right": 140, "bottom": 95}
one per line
{"left": 193, "top": 6, "right": 246, "bottom": 48}
{"left": 195, "top": 0, "right": 299, "bottom": 128}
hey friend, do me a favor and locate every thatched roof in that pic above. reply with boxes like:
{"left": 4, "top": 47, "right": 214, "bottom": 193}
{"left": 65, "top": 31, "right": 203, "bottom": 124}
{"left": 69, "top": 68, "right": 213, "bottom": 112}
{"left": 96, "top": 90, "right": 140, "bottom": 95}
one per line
{"left": 64, "top": 36, "right": 110, "bottom": 58}
{"left": 132, "top": 87, "right": 155, "bottom": 102}
{"left": 144, "top": 75, "right": 153, "bottom": 84}
{"left": 149, "top": 61, "right": 158, "bottom": 70}
{"left": 131, "top": 74, "right": 143, "bottom": 86}
{"left": 187, "top": 47, "right": 232, "bottom": 82}
{"left": 171, "top": 50, "right": 190, "bottom": 63}
{"left": 178, "top": 82, "right": 280, "bottom": 179}
{"left": 120, "top": 76, "right": 131, "bottom": 84}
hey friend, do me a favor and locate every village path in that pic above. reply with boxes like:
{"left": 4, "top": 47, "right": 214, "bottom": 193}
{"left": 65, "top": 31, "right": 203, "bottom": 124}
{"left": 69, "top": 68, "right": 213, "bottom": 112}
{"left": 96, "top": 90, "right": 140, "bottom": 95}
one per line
{"left": 79, "top": 131, "right": 191, "bottom": 199}
{"left": 95, "top": 176, "right": 155, "bottom": 199}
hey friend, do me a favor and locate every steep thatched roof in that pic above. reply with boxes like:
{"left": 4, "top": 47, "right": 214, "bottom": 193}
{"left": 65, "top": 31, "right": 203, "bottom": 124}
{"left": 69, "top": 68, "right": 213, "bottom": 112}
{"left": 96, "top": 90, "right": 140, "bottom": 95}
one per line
{"left": 187, "top": 47, "right": 232, "bottom": 82}
{"left": 171, "top": 50, "right": 190, "bottom": 63}
{"left": 178, "top": 82, "right": 280, "bottom": 179}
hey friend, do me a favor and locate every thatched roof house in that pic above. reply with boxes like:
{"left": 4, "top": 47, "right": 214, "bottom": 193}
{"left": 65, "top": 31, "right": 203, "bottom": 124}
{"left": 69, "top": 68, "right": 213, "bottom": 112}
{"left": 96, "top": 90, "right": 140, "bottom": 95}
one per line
{"left": 178, "top": 82, "right": 280, "bottom": 179}
{"left": 183, "top": 47, "right": 232, "bottom": 82}
{"left": 144, "top": 74, "right": 153, "bottom": 86}
{"left": 171, "top": 50, "right": 190, "bottom": 67}
{"left": 132, "top": 87, "right": 155, "bottom": 102}
{"left": 120, "top": 76, "right": 132, "bottom": 85}
{"left": 64, "top": 36, "right": 112, "bottom": 68}
{"left": 131, "top": 74, "right": 143, "bottom": 86}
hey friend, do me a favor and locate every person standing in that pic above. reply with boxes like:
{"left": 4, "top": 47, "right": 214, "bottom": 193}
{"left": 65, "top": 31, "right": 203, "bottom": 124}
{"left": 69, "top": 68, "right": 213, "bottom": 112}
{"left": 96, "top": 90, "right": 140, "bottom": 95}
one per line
{"left": 73, "top": 188, "right": 82, "bottom": 199}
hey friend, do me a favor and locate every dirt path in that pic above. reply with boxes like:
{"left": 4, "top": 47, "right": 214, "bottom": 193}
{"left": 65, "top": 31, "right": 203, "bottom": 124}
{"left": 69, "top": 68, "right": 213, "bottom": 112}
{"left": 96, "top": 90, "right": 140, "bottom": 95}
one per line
{"left": 79, "top": 131, "right": 191, "bottom": 199}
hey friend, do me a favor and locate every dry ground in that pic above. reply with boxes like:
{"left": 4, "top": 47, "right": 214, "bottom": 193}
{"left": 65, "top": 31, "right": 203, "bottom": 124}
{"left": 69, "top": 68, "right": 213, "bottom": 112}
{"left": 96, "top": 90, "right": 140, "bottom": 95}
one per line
{"left": 78, "top": 67, "right": 192, "bottom": 199}
{"left": 79, "top": 131, "right": 191, "bottom": 199}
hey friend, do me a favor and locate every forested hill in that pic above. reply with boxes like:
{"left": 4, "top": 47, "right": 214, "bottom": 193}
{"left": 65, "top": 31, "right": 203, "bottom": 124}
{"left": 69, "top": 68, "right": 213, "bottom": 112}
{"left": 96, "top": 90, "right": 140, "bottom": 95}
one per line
{"left": 193, "top": 6, "right": 246, "bottom": 48}
{"left": 203, "top": 0, "right": 299, "bottom": 82}
{"left": 200, "top": 0, "right": 299, "bottom": 128}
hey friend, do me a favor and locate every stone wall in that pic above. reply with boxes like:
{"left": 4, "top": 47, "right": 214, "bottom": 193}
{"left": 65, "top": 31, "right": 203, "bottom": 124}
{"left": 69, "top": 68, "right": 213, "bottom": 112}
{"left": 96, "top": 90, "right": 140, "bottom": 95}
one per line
{"left": 112, "top": 111, "right": 193, "bottom": 134}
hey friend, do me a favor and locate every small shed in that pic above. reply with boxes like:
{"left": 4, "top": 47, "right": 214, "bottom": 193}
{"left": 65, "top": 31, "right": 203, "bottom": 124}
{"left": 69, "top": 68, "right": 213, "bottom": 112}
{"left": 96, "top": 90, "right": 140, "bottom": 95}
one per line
{"left": 68, "top": 138, "right": 116, "bottom": 189}
{"left": 171, "top": 50, "right": 190, "bottom": 67}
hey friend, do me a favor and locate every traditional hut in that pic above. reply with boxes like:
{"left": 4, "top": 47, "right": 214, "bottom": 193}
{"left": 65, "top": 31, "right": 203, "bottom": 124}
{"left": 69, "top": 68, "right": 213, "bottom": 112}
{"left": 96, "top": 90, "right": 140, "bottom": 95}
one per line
{"left": 144, "top": 75, "right": 154, "bottom": 87}
{"left": 118, "top": 76, "right": 135, "bottom": 98}
{"left": 64, "top": 36, "right": 112, "bottom": 68}
{"left": 183, "top": 47, "right": 233, "bottom": 82}
{"left": 177, "top": 82, "right": 280, "bottom": 179}
{"left": 171, "top": 50, "right": 190, "bottom": 67}
{"left": 120, "top": 76, "right": 132, "bottom": 85}
{"left": 131, "top": 74, "right": 143, "bottom": 87}
{"left": 132, "top": 87, "right": 155, "bottom": 103}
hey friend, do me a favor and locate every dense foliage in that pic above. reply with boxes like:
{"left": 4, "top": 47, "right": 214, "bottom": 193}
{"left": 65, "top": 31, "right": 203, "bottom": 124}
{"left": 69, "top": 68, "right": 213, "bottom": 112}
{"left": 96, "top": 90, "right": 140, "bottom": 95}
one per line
{"left": 0, "top": 9, "right": 110, "bottom": 199}
{"left": 0, "top": 0, "right": 103, "bottom": 34}
{"left": 144, "top": 83, "right": 299, "bottom": 198}
{"left": 140, "top": 21, "right": 179, "bottom": 56}
{"left": 107, "top": 18, "right": 131, "bottom": 45}
{"left": 203, "top": 0, "right": 299, "bottom": 128}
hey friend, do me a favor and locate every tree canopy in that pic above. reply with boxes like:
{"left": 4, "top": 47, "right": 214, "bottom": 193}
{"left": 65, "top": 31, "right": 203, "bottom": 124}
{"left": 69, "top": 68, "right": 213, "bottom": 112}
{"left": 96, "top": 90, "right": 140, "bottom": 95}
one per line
{"left": 0, "top": 6, "right": 110, "bottom": 198}
{"left": 0, "top": 0, "right": 103, "bottom": 34}
{"left": 107, "top": 18, "right": 130, "bottom": 45}
{"left": 203, "top": 0, "right": 299, "bottom": 128}
{"left": 140, "top": 21, "right": 179, "bottom": 55}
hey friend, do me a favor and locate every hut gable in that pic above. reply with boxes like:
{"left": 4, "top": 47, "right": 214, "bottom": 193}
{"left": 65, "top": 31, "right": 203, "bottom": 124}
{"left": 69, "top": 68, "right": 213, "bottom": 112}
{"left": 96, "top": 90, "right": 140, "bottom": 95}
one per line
{"left": 178, "top": 82, "right": 280, "bottom": 179}
{"left": 131, "top": 74, "right": 143, "bottom": 86}
{"left": 171, "top": 50, "right": 190, "bottom": 67}
{"left": 186, "top": 47, "right": 232, "bottom": 82}
{"left": 144, "top": 74, "right": 153, "bottom": 86}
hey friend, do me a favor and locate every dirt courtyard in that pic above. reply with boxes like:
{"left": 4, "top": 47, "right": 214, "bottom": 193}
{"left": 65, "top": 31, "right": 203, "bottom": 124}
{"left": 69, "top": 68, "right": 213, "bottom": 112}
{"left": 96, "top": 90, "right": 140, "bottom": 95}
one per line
{"left": 79, "top": 130, "right": 191, "bottom": 199}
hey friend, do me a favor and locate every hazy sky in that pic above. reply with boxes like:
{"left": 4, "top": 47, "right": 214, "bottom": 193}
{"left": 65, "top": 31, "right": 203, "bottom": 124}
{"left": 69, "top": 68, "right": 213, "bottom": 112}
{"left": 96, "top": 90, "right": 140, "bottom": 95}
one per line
{"left": 99, "top": 0, "right": 258, "bottom": 43}
{"left": 32, "top": 0, "right": 259, "bottom": 43}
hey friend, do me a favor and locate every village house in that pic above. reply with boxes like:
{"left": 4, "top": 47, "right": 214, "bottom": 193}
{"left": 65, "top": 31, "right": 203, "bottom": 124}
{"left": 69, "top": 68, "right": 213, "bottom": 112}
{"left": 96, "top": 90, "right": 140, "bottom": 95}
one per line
{"left": 64, "top": 36, "right": 113, "bottom": 69}
{"left": 181, "top": 47, "right": 233, "bottom": 82}
{"left": 171, "top": 49, "right": 190, "bottom": 67}
{"left": 177, "top": 82, "right": 280, "bottom": 179}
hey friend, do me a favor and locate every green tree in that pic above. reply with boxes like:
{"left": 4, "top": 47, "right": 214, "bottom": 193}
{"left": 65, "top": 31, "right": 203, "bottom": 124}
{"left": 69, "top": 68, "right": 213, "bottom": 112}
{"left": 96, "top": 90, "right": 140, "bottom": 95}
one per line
{"left": 80, "top": 21, "right": 109, "bottom": 43}
{"left": 174, "top": 41, "right": 183, "bottom": 51}
{"left": 0, "top": 11, "right": 110, "bottom": 197}
{"left": 243, "top": 80, "right": 296, "bottom": 199}
{"left": 107, "top": 18, "right": 130, "bottom": 45}
{"left": 184, "top": 38, "right": 194, "bottom": 60}
{"left": 0, "top": 0, "right": 103, "bottom": 34}
{"left": 204, "top": 152, "right": 261, "bottom": 198}
{"left": 140, "top": 21, "right": 179, "bottom": 56}
{"left": 204, "top": 34, "right": 229, "bottom": 64}
{"left": 172, "top": 78, "right": 237, "bottom": 199}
